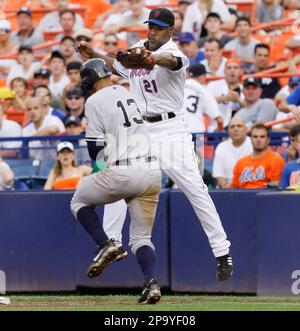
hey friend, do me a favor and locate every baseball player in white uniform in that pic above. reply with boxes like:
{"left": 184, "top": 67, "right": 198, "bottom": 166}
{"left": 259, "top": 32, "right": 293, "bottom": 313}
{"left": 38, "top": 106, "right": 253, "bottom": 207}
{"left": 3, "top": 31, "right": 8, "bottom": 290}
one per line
{"left": 70, "top": 59, "right": 162, "bottom": 304}
{"left": 77, "top": 7, "right": 233, "bottom": 281}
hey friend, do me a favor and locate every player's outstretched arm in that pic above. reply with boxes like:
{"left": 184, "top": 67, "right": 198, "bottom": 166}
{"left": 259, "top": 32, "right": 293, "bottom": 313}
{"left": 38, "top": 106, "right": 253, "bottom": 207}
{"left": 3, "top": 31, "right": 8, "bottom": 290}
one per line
{"left": 153, "top": 52, "right": 182, "bottom": 70}
{"left": 76, "top": 41, "right": 120, "bottom": 75}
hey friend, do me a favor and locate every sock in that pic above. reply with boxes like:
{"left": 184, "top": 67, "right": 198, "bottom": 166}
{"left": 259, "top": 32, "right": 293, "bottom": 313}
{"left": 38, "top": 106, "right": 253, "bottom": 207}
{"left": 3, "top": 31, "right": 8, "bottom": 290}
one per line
{"left": 136, "top": 245, "right": 157, "bottom": 283}
{"left": 77, "top": 206, "right": 108, "bottom": 246}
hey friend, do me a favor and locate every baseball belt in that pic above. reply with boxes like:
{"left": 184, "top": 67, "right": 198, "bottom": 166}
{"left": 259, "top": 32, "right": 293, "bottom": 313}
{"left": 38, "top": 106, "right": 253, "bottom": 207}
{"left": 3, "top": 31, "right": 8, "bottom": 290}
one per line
{"left": 143, "top": 112, "right": 176, "bottom": 123}
{"left": 113, "top": 156, "right": 156, "bottom": 166}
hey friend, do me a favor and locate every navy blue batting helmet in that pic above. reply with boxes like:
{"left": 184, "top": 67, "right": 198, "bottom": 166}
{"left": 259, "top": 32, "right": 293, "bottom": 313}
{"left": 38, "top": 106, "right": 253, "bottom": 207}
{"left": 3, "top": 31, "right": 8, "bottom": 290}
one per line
{"left": 80, "top": 58, "right": 112, "bottom": 92}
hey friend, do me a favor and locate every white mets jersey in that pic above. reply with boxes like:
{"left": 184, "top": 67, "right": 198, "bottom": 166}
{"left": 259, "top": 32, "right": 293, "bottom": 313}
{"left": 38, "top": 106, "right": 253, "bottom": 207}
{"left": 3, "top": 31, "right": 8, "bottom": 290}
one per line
{"left": 113, "top": 39, "right": 190, "bottom": 117}
{"left": 85, "top": 85, "right": 151, "bottom": 166}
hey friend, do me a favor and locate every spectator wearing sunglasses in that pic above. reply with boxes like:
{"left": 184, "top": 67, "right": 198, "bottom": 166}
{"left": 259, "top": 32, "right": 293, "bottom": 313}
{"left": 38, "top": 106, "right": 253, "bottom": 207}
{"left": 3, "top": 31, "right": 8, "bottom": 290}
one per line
{"left": 103, "top": 33, "right": 120, "bottom": 57}
{"left": 64, "top": 86, "right": 85, "bottom": 122}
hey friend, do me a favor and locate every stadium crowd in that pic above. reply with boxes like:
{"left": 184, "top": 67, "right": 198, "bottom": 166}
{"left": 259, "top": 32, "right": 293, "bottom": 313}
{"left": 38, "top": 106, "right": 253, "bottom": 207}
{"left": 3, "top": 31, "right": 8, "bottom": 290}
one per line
{"left": 0, "top": 0, "right": 300, "bottom": 190}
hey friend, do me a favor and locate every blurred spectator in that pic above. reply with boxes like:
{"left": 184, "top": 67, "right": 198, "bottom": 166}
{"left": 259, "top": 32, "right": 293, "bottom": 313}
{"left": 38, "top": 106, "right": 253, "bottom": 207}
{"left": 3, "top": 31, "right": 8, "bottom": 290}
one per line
{"left": 44, "top": 141, "right": 91, "bottom": 190}
{"left": 11, "top": 8, "right": 44, "bottom": 48}
{"left": 0, "top": 20, "right": 17, "bottom": 77}
{"left": 0, "top": 156, "right": 14, "bottom": 190}
{"left": 64, "top": 115, "right": 84, "bottom": 135}
{"left": 207, "top": 59, "right": 244, "bottom": 130}
{"left": 199, "top": 12, "right": 232, "bottom": 48}
{"left": 178, "top": 0, "right": 192, "bottom": 16}
{"left": 224, "top": 17, "right": 259, "bottom": 65}
{"left": 6, "top": 45, "right": 41, "bottom": 86}
{"left": 276, "top": 76, "right": 300, "bottom": 102}
{"left": 277, "top": 82, "right": 300, "bottom": 125}
{"left": 0, "top": 20, "right": 17, "bottom": 54}
{"left": 172, "top": 9, "right": 184, "bottom": 42}
{"left": 184, "top": 63, "right": 223, "bottom": 133}
{"left": 286, "top": 33, "right": 300, "bottom": 50}
{"left": 55, "top": 9, "right": 76, "bottom": 41}
{"left": 74, "top": 28, "right": 97, "bottom": 62}
{"left": 283, "top": 0, "right": 300, "bottom": 8}
{"left": 48, "top": 51, "right": 70, "bottom": 109}
{"left": 201, "top": 37, "right": 226, "bottom": 76}
{"left": 105, "top": 0, "right": 150, "bottom": 47}
{"left": 213, "top": 117, "right": 253, "bottom": 188}
{"left": 279, "top": 127, "right": 300, "bottom": 189}
{"left": 256, "top": 0, "right": 283, "bottom": 23}
{"left": 247, "top": 43, "right": 281, "bottom": 99}
{"left": 280, "top": 125, "right": 300, "bottom": 163}
{"left": 182, "top": 0, "right": 233, "bottom": 41}
{"left": 234, "top": 77, "right": 278, "bottom": 127}
{"left": 32, "top": 68, "right": 50, "bottom": 89}
{"left": 59, "top": 36, "right": 81, "bottom": 64}
{"left": 231, "top": 123, "right": 285, "bottom": 189}
{"left": 3, "top": 77, "right": 30, "bottom": 111}
{"left": 102, "top": 33, "right": 120, "bottom": 57}
{"left": 22, "top": 96, "right": 65, "bottom": 160}
{"left": 98, "top": 0, "right": 129, "bottom": 40}
{"left": 63, "top": 61, "right": 82, "bottom": 97}
{"left": 37, "top": 0, "right": 84, "bottom": 33}
{"left": 33, "top": 85, "right": 66, "bottom": 121}
{"left": 0, "top": 103, "right": 22, "bottom": 158}
{"left": 178, "top": 32, "right": 205, "bottom": 65}
{"left": 64, "top": 87, "right": 85, "bottom": 120}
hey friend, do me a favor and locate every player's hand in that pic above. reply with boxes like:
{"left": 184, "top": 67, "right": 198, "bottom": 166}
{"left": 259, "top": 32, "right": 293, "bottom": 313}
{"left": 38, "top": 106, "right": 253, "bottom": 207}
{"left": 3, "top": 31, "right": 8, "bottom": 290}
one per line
{"left": 75, "top": 41, "right": 95, "bottom": 59}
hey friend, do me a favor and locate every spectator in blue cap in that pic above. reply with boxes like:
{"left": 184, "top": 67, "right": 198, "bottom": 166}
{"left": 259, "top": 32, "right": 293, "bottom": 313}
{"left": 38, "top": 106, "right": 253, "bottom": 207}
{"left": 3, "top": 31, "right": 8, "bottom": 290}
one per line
{"left": 178, "top": 32, "right": 205, "bottom": 65}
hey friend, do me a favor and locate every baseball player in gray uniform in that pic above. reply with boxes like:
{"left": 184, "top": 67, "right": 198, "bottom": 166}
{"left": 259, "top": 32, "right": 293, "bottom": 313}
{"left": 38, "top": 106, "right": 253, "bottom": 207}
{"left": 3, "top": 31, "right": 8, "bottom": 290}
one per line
{"left": 77, "top": 7, "right": 233, "bottom": 281}
{"left": 70, "top": 58, "right": 162, "bottom": 304}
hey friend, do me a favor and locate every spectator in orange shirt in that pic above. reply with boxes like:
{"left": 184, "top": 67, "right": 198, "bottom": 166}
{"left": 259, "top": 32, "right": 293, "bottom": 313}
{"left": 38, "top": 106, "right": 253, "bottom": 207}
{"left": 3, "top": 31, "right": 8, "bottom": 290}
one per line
{"left": 231, "top": 123, "right": 285, "bottom": 189}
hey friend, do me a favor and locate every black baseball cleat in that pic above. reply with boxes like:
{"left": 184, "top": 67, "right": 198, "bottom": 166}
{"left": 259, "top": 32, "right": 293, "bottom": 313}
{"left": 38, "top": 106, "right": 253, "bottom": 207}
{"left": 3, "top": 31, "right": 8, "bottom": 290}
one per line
{"left": 87, "top": 239, "right": 120, "bottom": 278}
{"left": 138, "top": 278, "right": 161, "bottom": 304}
{"left": 216, "top": 253, "right": 233, "bottom": 281}
{"left": 115, "top": 246, "right": 128, "bottom": 262}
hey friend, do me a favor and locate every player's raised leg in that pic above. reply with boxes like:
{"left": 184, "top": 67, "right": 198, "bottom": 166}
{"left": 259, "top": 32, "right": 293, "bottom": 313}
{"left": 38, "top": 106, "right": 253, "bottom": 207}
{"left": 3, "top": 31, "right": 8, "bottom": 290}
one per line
{"left": 70, "top": 174, "right": 123, "bottom": 278}
{"left": 158, "top": 133, "right": 233, "bottom": 281}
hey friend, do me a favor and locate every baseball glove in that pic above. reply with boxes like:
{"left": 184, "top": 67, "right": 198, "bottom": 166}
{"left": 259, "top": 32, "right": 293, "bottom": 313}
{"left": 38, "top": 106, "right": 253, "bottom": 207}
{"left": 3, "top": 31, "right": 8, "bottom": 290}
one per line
{"left": 116, "top": 47, "right": 156, "bottom": 70}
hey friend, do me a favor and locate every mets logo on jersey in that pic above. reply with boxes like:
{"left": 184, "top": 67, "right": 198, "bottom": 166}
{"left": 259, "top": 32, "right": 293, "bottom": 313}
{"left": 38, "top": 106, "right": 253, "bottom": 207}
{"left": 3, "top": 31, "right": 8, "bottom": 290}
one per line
{"left": 239, "top": 166, "right": 266, "bottom": 183}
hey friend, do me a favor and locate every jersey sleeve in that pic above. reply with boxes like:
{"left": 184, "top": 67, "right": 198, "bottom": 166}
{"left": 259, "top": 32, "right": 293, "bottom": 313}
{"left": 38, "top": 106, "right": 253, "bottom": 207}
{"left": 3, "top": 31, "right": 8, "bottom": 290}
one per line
{"left": 202, "top": 89, "right": 221, "bottom": 119}
{"left": 113, "top": 59, "right": 130, "bottom": 79}
{"left": 84, "top": 100, "right": 105, "bottom": 145}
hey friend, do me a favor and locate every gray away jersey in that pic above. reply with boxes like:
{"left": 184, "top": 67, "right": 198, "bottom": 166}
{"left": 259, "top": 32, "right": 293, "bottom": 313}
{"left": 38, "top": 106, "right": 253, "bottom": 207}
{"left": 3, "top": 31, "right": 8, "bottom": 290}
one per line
{"left": 85, "top": 85, "right": 151, "bottom": 165}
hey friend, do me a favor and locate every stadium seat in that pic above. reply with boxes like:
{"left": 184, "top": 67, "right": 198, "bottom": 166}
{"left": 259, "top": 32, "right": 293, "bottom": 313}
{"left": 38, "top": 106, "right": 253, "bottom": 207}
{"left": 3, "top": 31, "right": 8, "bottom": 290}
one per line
{"left": 37, "top": 158, "right": 55, "bottom": 178}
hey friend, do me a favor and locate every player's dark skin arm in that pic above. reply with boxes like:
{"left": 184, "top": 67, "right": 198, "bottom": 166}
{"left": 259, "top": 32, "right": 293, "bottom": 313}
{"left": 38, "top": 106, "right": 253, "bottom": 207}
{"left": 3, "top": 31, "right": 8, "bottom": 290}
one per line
{"left": 76, "top": 41, "right": 120, "bottom": 76}
{"left": 152, "top": 52, "right": 181, "bottom": 70}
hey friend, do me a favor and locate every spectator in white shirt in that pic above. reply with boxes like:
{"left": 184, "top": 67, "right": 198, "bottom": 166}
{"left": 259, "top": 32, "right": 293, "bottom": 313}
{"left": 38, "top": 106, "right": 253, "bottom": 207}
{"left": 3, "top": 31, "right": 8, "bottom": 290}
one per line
{"left": 201, "top": 37, "right": 227, "bottom": 76}
{"left": 6, "top": 45, "right": 41, "bottom": 87}
{"left": 36, "top": 0, "right": 84, "bottom": 34}
{"left": 212, "top": 116, "right": 253, "bottom": 188}
{"left": 182, "top": 0, "right": 233, "bottom": 41}
{"left": 55, "top": 9, "right": 76, "bottom": 41}
{"left": 22, "top": 96, "right": 65, "bottom": 160}
{"left": 0, "top": 103, "right": 22, "bottom": 158}
{"left": 48, "top": 50, "right": 70, "bottom": 110}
